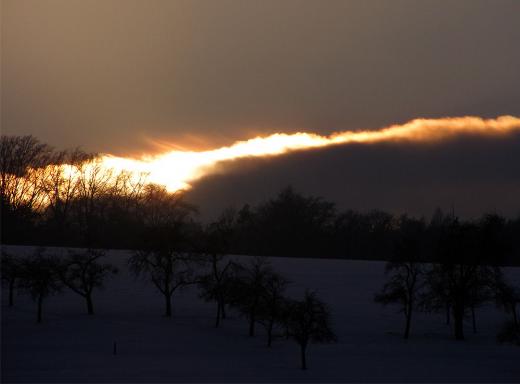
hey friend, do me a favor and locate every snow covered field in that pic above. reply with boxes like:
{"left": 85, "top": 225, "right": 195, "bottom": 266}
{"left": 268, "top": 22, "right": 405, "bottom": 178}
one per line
{"left": 2, "top": 245, "right": 519, "bottom": 382}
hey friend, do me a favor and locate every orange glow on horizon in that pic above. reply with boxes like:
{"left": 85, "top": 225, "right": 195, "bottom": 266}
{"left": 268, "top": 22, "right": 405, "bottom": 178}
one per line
{"left": 75, "top": 115, "right": 520, "bottom": 193}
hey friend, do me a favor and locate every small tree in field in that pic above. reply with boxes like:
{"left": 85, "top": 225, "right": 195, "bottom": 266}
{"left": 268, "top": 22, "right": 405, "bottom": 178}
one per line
{"left": 229, "top": 256, "right": 273, "bottom": 337}
{"left": 19, "top": 248, "right": 62, "bottom": 323}
{"left": 495, "top": 277, "right": 520, "bottom": 328}
{"left": 198, "top": 257, "right": 238, "bottom": 327}
{"left": 198, "top": 209, "right": 237, "bottom": 327}
{"left": 375, "top": 216, "right": 427, "bottom": 339}
{"left": 1, "top": 251, "right": 22, "bottom": 307}
{"left": 130, "top": 184, "right": 200, "bottom": 317}
{"left": 129, "top": 246, "right": 200, "bottom": 317}
{"left": 58, "top": 249, "right": 118, "bottom": 315}
{"left": 375, "top": 261, "right": 424, "bottom": 339}
{"left": 495, "top": 269, "right": 520, "bottom": 345}
{"left": 423, "top": 218, "right": 497, "bottom": 340}
{"left": 284, "top": 291, "right": 336, "bottom": 370}
{"left": 257, "top": 272, "right": 289, "bottom": 347}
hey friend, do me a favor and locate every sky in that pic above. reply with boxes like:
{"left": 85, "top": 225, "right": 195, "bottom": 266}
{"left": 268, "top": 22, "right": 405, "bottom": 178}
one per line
{"left": 2, "top": 0, "right": 520, "bottom": 218}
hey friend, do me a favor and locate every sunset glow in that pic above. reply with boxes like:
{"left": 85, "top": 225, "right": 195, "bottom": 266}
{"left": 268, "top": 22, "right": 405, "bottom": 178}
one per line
{"left": 87, "top": 116, "right": 520, "bottom": 192}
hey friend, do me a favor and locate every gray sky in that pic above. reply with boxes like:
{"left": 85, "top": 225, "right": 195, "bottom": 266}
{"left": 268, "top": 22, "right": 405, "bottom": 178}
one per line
{"left": 2, "top": 0, "right": 520, "bottom": 154}
{"left": 2, "top": 0, "right": 520, "bottom": 217}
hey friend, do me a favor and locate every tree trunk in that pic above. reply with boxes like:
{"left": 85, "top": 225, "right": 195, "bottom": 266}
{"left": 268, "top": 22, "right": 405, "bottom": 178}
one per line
{"left": 453, "top": 304, "right": 465, "bottom": 340}
{"left": 37, "top": 295, "right": 43, "bottom": 323}
{"left": 165, "top": 294, "right": 172, "bottom": 317}
{"left": 267, "top": 318, "right": 274, "bottom": 347}
{"left": 446, "top": 302, "right": 450, "bottom": 325}
{"left": 471, "top": 305, "right": 477, "bottom": 334}
{"left": 249, "top": 313, "right": 256, "bottom": 337}
{"left": 218, "top": 295, "right": 226, "bottom": 321}
{"left": 404, "top": 305, "right": 412, "bottom": 339}
{"left": 9, "top": 278, "right": 15, "bottom": 307}
{"left": 300, "top": 344, "right": 307, "bottom": 370}
{"left": 86, "top": 293, "right": 94, "bottom": 315}
{"left": 221, "top": 301, "right": 227, "bottom": 319}
{"left": 215, "top": 301, "right": 221, "bottom": 328}
{"left": 511, "top": 303, "right": 518, "bottom": 327}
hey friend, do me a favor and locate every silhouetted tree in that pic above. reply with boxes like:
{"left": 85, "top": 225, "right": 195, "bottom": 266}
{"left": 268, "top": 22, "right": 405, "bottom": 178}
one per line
{"left": 41, "top": 148, "right": 92, "bottom": 243}
{"left": 58, "top": 249, "right": 118, "bottom": 315}
{"left": 0, "top": 135, "right": 53, "bottom": 243}
{"left": 1, "top": 251, "right": 23, "bottom": 307}
{"left": 375, "top": 216, "right": 427, "bottom": 339}
{"left": 423, "top": 218, "right": 497, "bottom": 340}
{"left": 495, "top": 267, "right": 520, "bottom": 345}
{"left": 242, "top": 187, "right": 336, "bottom": 257}
{"left": 129, "top": 182, "right": 200, "bottom": 317}
{"left": 495, "top": 277, "right": 520, "bottom": 328}
{"left": 19, "top": 248, "right": 62, "bottom": 323}
{"left": 198, "top": 259, "right": 238, "bottom": 327}
{"left": 71, "top": 158, "right": 116, "bottom": 246}
{"left": 478, "top": 213, "right": 510, "bottom": 266}
{"left": 129, "top": 248, "right": 200, "bottom": 317}
{"left": 197, "top": 209, "right": 238, "bottom": 327}
{"left": 365, "top": 210, "right": 396, "bottom": 259}
{"left": 332, "top": 210, "right": 371, "bottom": 259}
{"left": 284, "top": 291, "right": 336, "bottom": 370}
{"left": 467, "top": 213, "right": 513, "bottom": 333}
{"left": 229, "top": 256, "right": 274, "bottom": 336}
{"left": 257, "top": 271, "right": 289, "bottom": 347}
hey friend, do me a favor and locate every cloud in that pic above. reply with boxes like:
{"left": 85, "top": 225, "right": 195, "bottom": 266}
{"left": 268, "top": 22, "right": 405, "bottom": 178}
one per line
{"left": 185, "top": 130, "right": 520, "bottom": 220}
{"left": 100, "top": 115, "right": 520, "bottom": 192}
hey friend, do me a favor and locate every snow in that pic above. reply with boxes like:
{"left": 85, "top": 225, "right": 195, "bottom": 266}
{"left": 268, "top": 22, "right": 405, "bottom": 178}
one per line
{"left": 2, "top": 245, "right": 519, "bottom": 382}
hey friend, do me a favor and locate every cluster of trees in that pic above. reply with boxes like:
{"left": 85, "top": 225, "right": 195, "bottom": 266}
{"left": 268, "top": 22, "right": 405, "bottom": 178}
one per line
{"left": 124, "top": 208, "right": 337, "bottom": 370}
{"left": 1, "top": 248, "right": 117, "bottom": 322}
{"left": 375, "top": 214, "right": 520, "bottom": 343}
{"left": 2, "top": 239, "right": 336, "bottom": 370}
{"left": 228, "top": 191, "right": 520, "bottom": 266}
{"left": 1, "top": 135, "right": 195, "bottom": 248}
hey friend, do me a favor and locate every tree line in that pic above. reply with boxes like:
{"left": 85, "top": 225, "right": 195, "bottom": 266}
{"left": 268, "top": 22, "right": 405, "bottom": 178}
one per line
{"left": 2, "top": 135, "right": 520, "bottom": 267}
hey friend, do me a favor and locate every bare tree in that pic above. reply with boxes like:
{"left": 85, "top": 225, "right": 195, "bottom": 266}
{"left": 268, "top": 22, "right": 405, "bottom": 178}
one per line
{"left": 1, "top": 251, "right": 23, "bottom": 307}
{"left": 198, "top": 255, "right": 238, "bottom": 327}
{"left": 375, "top": 216, "right": 426, "bottom": 339}
{"left": 257, "top": 271, "right": 289, "bottom": 347}
{"left": 0, "top": 136, "right": 54, "bottom": 242}
{"left": 129, "top": 248, "right": 199, "bottom": 317}
{"left": 495, "top": 273, "right": 520, "bottom": 346}
{"left": 423, "top": 219, "right": 498, "bottom": 340}
{"left": 284, "top": 291, "right": 336, "bottom": 370}
{"left": 129, "top": 182, "right": 199, "bottom": 317}
{"left": 229, "top": 256, "right": 274, "bottom": 337}
{"left": 42, "top": 148, "right": 92, "bottom": 234}
{"left": 495, "top": 276, "right": 520, "bottom": 328}
{"left": 198, "top": 209, "right": 238, "bottom": 327}
{"left": 0, "top": 135, "right": 53, "bottom": 209}
{"left": 19, "top": 248, "right": 62, "bottom": 323}
{"left": 375, "top": 261, "right": 424, "bottom": 339}
{"left": 73, "top": 158, "right": 114, "bottom": 246}
{"left": 58, "top": 249, "right": 118, "bottom": 315}
{"left": 136, "top": 184, "right": 196, "bottom": 228}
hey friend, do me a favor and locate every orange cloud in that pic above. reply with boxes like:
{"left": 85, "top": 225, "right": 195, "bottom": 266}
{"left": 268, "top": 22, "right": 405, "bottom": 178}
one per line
{"left": 96, "top": 116, "right": 520, "bottom": 192}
